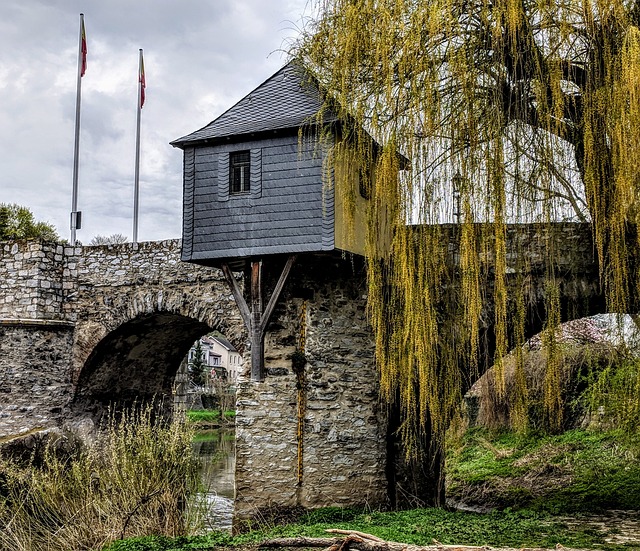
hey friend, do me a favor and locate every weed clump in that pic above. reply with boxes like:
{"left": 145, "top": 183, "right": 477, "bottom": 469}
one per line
{"left": 0, "top": 404, "right": 201, "bottom": 551}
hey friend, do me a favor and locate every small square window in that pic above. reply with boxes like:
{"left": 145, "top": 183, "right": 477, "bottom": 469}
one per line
{"left": 229, "top": 150, "right": 250, "bottom": 194}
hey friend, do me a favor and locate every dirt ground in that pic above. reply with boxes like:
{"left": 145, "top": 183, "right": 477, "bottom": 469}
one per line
{"left": 554, "top": 510, "right": 640, "bottom": 546}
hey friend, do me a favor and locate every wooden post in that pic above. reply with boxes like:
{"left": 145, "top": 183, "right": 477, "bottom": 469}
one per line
{"left": 221, "top": 256, "right": 296, "bottom": 382}
{"left": 250, "top": 260, "right": 264, "bottom": 381}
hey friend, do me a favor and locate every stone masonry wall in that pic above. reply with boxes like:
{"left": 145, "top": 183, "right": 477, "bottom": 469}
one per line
{"left": 234, "top": 254, "right": 388, "bottom": 520}
{"left": 0, "top": 324, "right": 74, "bottom": 437}
{"left": 0, "top": 240, "right": 77, "bottom": 438}
{"left": 0, "top": 240, "right": 74, "bottom": 321}
{"left": 0, "top": 239, "right": 242, "bottom": 440}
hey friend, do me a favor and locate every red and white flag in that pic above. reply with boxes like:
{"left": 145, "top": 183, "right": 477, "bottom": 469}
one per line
{"left": 139, "top": 52, "right": 146, "bottom": 108}
{"left": 80, "top": 17, "right": 87, "bottom": 77}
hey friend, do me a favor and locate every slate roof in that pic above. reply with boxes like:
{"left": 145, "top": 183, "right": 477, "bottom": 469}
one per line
{"left": 204, "top": 335, "right": 237, "bottom": 353}
{"left": 171, "top": 62, "right": 336, "bottom": 148}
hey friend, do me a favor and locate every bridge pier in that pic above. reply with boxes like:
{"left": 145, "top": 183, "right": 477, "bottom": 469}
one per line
{"left": 233, "top": 254, "right": 389, "bottom": 520}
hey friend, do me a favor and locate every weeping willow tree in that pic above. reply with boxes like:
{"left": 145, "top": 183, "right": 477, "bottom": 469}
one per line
{"left": 295, "top": 0, "right": 640, "bottom": 504}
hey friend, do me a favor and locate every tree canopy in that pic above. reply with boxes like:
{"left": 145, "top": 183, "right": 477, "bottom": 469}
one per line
{"left": 189, "top": 340, "right": 207, "bottom": 388}
{"left": 295, "top": 0, "right": 640, "bottom": 500}
{"left": 0, "top": 203, "right": 60, "bottom": 241}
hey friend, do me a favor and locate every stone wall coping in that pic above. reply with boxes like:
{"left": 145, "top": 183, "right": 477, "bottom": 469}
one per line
{"left": 0, "top": 318, "right": 75, "bottom": 328}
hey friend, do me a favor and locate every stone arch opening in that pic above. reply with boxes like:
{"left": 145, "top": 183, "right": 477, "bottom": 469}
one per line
{"left": 461, "top": 272, "right": 608, "bottom": 396}
{"left": 466, "top": 312, "right": 638, "bottom": 431}
{"left": 70, "top": 311, "right": 243, "bottom": 423}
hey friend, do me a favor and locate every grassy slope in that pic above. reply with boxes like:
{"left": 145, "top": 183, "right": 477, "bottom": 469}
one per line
{"left": 446, "top": 428, "right": 640, "bottom": 513}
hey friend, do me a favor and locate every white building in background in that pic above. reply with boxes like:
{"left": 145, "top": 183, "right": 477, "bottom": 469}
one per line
{"left": 188, "top": 335, "right": 243, "bottom": 383}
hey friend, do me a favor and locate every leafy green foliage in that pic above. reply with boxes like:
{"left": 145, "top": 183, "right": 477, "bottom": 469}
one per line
{"left": 582, "top": 355, "right": 640, "bottom": 432}
{"left": 189, "top": 340, "right": 206, "bottom": 387}
{"left": 0, "top": 203, "right": 60, "bottom": 241}
{"left": 473, "top": 340, "right": 635, "bottom": 434}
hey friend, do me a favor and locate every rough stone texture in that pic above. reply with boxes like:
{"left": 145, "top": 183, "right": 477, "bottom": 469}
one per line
{"left": 0, "top": 324, "right": 74, "bottom": 437}
{"left": 0, "top": 240, "right": 68, "bottom": 320}
{"left": 235, "top": 254, "right": 388, "bottom": 519}
{"left": 0, "top": 224, "right": 609, "bottom": 521}
{"left": 0, "top": 239, "right": 244, "bottom": 438}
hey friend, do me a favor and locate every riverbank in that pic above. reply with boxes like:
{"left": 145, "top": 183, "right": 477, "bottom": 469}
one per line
{"left": 104, "top": 424, "right": 640, "bottom": 551}
{"left": 445, "top": 427, "right": 640, "bottom": 513}
{"left": 187, "top": 409, "right": 236, "bottom": 430}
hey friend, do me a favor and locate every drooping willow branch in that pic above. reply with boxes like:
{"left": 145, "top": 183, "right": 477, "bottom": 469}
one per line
{"left": 295, "top": 0, "right": 640, "bottom": 468}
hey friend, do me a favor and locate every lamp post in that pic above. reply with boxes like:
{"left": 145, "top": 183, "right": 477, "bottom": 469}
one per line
{"left": 452, "top": 171, "right": 463, "bottom": 224}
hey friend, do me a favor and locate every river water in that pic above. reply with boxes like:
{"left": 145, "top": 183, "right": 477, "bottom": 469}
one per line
{"left": 192, "top": 430, "right": 235, "bottom": 532}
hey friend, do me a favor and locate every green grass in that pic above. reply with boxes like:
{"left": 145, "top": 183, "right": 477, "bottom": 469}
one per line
{"left": 186, "top": 410, "right": 221, "bottom": 423}
{"left": 103, "top": 506, "right": 634, "bottom": 550}
{"left": 446, "top": 427, "right": 640, "bottom": 513}
{"left": 186, "top": 410, "right": 235, "bottom": 424}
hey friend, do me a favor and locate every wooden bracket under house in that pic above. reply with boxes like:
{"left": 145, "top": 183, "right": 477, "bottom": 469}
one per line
{"left": 221, "top": 256, "right": 296, "bottom": 381}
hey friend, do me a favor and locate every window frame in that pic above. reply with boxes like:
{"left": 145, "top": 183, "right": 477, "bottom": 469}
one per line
{"left": 229, "top": 150, "right": 251, "bottom": 194}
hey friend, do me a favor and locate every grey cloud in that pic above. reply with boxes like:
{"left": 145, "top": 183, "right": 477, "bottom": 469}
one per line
{"left": 0, "top": 0, "right": 308, "bottom": 242}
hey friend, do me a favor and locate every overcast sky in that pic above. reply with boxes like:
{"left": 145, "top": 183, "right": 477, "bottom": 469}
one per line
{"left": 0, "top": 0, "right": 312, "bottom": 243}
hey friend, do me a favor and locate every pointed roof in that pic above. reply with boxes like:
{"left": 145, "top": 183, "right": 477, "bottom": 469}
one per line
{"left": 171, "top": 61, "right": 336, "bottom": 148}
{"left": 210, "top": 335, "right": 237, "bottom": 353}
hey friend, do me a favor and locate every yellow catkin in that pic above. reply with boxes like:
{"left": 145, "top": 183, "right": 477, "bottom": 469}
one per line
{"left": 296, "top": 0, "right": 640, "bottom": 460}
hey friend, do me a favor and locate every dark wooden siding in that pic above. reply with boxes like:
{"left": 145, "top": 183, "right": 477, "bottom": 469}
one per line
{"left": 181, "top": 147, "right": 196, "bottom": 261}
{"left": 182, "top": 135, "right": 334, "bottom": 262}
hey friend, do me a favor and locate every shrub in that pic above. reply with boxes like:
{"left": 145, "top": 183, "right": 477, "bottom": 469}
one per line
{"left": 0, "top": 405, "right": 201, "bottom": 551}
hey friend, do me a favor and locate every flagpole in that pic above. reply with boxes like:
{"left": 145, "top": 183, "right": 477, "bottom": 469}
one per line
{"left": 70, "top": 13, "right": 85, "bottom": 246}
{"left": 133, "top": 48, "right": 143, "bottom": 244}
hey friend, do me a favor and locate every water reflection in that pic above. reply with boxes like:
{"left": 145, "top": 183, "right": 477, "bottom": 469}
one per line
{"left": 192, "top": 430, "right": 235, "bottom": 531}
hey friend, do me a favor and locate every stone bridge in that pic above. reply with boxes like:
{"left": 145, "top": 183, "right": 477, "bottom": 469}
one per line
{"left": 0, "top": 239, "right": 245, "bottom": 433}
{"left": 0, "top": 224, "right": 606, "bottom": 518}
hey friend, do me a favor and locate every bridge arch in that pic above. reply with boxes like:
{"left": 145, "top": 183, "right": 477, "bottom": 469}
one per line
{"left": 69, "top": 287, "right": 245, "bottom": 422}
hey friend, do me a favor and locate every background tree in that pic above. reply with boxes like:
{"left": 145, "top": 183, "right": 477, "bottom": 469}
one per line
{"left": 89, "top": 233, "right": 129, "bottom": 245}
{"left": 189, "top": 340, "right": 206, "bottom": 388}
{"left": 0, "top": 203, "right": 60, "bottom": 241}
{"left": 297, "top": 0, "right": 640, "bottom": 504}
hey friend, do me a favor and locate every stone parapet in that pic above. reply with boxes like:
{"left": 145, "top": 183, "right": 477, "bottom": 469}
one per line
{"left": 0, "top": 240, "right": 71, "bottom": 321}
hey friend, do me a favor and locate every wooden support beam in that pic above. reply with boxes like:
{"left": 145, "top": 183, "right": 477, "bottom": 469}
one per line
{"left": 220, "top": 256, "right": 296, "bottom": 382}
{"left": 221, "top": 263, "right": 251, "bottom": 329}
{"left": 260, "top": 255, "right": 296, "bottom": 335}
{"left": 250, "top": 260, "right": 264, "bottom": 381}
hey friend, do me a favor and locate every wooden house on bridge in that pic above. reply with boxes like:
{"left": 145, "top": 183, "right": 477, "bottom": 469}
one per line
{"left": 171, "top": 61, "right": 401, "bottom": 381}
{"left": 170, "top": 61, "right": 390, "bottom": 266}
